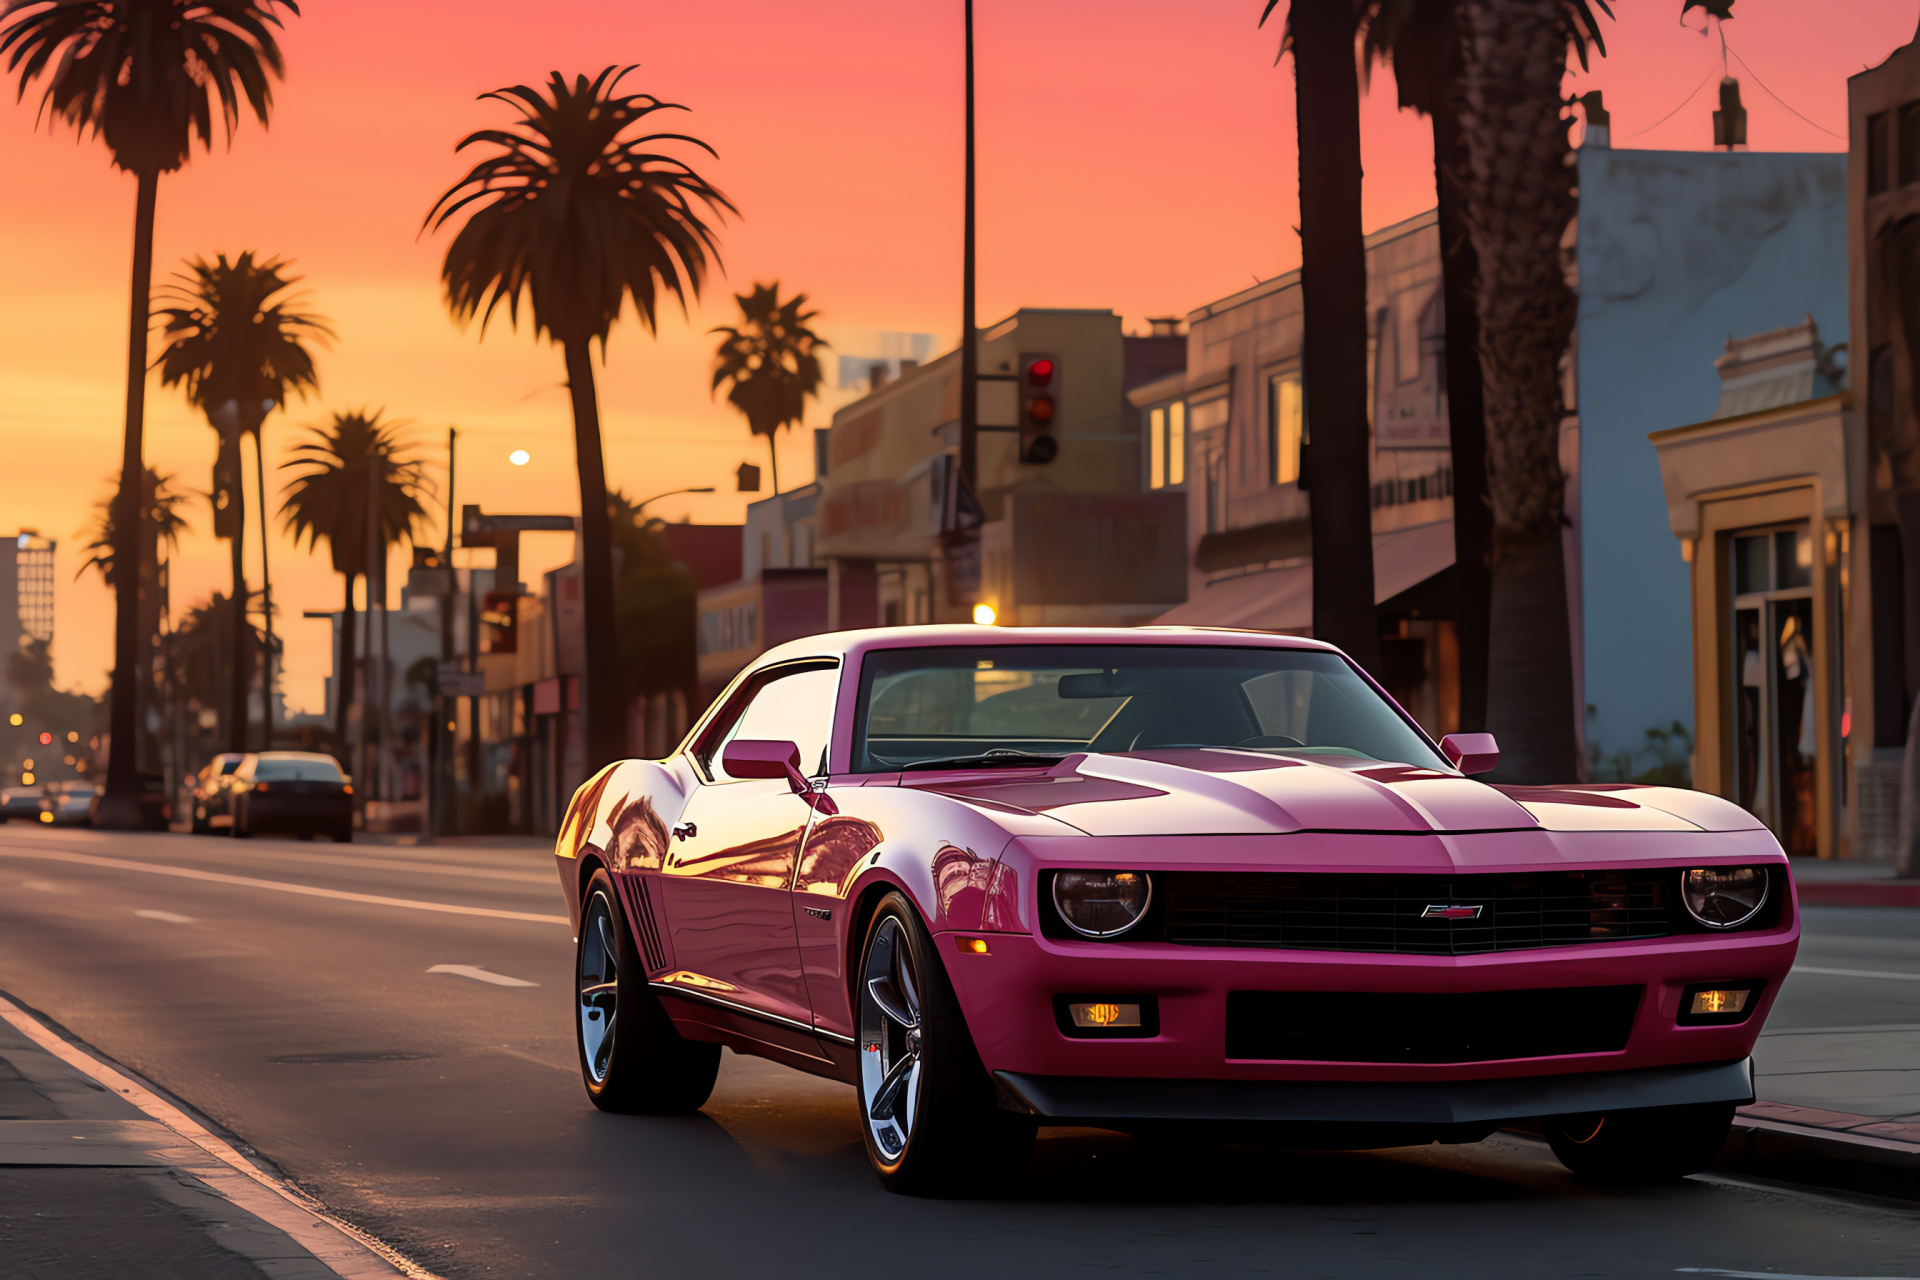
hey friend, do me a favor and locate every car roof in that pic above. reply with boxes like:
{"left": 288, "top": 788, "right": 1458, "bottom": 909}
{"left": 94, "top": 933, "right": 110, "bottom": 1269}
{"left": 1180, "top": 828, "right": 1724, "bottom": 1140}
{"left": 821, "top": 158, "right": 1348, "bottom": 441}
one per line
{"left": 752, "top": 624, "right": 1336, "bottom": 671}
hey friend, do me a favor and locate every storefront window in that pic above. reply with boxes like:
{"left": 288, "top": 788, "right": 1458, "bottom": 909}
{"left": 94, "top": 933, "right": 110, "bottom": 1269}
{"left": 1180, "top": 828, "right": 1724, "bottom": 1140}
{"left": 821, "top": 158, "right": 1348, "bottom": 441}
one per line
{"left": 1146, "top": 401, "right": 1186, "bottom": 489}
{"left": 1729, "top": 526, "right": 1818, "bottom": 856}
{"left": 1268, "top": 372, "right": 1304, "bottom": 486}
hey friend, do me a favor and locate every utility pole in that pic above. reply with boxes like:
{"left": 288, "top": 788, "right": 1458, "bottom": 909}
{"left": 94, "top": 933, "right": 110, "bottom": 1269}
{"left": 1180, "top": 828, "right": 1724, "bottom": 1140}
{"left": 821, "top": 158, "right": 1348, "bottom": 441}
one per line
{"left": 363, "top": 451, "right": 382, "bottom": 815}
{"left": 958, "top": 0, "right": 978, "bottom": 494}
{"left": 253, "top": 417, "right": 275, "bottom": 748}
{"left": 434, "top": 428, "right": 455, "bottom": 840}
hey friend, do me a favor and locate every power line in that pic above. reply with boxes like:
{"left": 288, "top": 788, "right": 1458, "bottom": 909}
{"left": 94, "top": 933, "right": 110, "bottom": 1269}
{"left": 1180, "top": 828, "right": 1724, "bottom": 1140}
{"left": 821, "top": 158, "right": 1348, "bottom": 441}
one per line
{"left": 1623, "top": 60, "right": 1719, "bottom": 140}
{"left": 1725, "top": 41, "right": 1846, "bottom": 140}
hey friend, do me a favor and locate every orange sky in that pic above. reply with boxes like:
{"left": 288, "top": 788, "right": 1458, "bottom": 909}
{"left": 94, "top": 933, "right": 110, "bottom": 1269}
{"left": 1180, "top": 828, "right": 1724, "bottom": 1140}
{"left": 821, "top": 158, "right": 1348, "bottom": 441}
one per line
{"left": 0, "top": 0, "right": 1910, "bottom": 713}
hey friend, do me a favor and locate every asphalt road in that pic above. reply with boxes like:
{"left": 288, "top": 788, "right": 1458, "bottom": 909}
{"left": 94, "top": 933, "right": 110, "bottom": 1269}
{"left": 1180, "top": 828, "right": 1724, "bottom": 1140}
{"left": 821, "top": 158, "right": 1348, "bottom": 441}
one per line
{"left": 4, "top": 823, "right": 1920, "bottom": 1280}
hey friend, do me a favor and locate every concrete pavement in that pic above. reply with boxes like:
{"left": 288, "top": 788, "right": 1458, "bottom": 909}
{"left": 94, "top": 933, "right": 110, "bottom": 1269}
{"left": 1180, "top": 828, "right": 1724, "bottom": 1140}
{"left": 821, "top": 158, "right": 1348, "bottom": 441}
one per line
{"left": 12, "top": 825, "right": 1920, "bottom": 1277}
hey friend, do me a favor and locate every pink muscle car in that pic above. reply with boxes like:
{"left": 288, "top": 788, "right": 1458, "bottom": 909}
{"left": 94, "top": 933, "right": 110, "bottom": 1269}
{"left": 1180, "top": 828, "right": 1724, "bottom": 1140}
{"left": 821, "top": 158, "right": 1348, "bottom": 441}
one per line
{"left": 554, "top": 626, "right": 1795, "bottom": 1195}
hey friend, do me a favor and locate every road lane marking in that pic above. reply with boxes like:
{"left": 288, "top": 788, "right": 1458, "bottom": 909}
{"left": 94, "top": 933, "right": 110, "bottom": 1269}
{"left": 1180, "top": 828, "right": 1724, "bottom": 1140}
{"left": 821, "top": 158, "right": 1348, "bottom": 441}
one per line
{"left": 1794, "top": 965, "right": 1920, "bottom": 982}
{"left": 427, "top": 964, "right": 537, "bottom": 988}
{"left": 0, "top": 846, "right": 567, "bottom": 926}
{"left": 0, "top": 990, "right": 440, "bottom": 1279}
{"left": 134, "top": 909, "right": 195, "bottom": 924}
{"left": 1679, "top": 1271, "right": 1920, "bottom": 1279}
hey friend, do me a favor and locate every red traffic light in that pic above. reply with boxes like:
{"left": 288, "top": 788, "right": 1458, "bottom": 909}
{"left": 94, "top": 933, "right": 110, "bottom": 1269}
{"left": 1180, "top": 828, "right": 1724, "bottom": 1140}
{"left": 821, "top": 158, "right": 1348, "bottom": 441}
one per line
{"left": 37, "top": 732, "right": 51, "bottom": 745}
{"left": 1025, "top": 358, "right": 1055, "bottom": 388}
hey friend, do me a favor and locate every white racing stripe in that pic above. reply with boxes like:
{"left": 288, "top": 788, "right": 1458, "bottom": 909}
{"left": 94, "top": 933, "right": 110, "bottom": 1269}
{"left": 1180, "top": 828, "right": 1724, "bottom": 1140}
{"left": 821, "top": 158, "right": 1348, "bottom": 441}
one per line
{"left": 1678, "top": 1270, "right": 1920, "bottom": 1279}
{"left": 1794, "top": 965, "right": 1920, "bottom": 983}
{"left": 134, "top": 909, "right": 195, "bottom": 924}
{"left": 0, "top": 846, "right": 567, "bottom": 926}
{"left": 427, "top": 964, "right": 538, "bottom": 988}
{"left": 0, "top": 991, "right": 439, "bottom": 1278}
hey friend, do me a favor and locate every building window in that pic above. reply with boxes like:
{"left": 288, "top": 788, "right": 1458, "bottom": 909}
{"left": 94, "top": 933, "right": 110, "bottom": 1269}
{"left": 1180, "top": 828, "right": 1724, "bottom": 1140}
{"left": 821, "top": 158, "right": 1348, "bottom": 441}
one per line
{"left": 1147, "top": 401, "right": 1186, "bottom": 489}
{"left": 1267, "top": 373, "right": 1304, "bottom": 486}
{"left": 1902, "top": 101, "right": 1920, "bottom": 186}
{"left": 1870, "top": 111, "right": 1891, "bottom": 195}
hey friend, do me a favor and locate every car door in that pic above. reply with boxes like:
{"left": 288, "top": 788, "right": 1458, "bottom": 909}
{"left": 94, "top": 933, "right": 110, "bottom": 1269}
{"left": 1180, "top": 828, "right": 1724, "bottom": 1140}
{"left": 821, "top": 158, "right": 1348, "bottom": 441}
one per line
{"left": 657, "top": 660, "right": 840, "bottom": 1031}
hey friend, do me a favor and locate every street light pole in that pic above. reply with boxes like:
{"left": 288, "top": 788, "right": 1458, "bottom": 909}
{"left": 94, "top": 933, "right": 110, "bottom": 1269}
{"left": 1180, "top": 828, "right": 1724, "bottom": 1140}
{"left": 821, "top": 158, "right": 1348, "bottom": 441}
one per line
{"left": 631, "top": 485, "right": 716, "bottom": 517}
{"left": 433, "top": 427, "right": 455, "bottom": 841}
{"left": 959, "top": 0, "right": 978, "bottom": 496}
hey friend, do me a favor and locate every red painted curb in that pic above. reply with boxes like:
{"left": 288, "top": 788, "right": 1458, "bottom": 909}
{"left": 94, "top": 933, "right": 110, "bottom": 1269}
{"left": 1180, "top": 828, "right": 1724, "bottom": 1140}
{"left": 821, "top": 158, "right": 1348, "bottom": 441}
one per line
{"left": 1797, "top": 881, "right": 1920, "bottom": 907}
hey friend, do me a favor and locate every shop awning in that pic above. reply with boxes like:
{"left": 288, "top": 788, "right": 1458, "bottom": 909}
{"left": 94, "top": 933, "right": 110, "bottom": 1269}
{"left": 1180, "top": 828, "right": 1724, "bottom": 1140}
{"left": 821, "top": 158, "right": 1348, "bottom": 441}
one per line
{"left": 1154, "top": 519, "right": 1455, "bottom": 632}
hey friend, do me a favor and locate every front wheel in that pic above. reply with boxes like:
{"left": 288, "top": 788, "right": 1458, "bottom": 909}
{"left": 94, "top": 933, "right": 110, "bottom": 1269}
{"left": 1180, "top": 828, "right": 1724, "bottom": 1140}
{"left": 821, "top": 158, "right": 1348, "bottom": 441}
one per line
{"left": 856, "top": 892, "right": 1034, "bottom": 1195}
{"left": 576, "top": 870, "right": 719, "bottom": 1114}
{"left": 1545, "top": 1101, "right": 1735, "bottom": 1185}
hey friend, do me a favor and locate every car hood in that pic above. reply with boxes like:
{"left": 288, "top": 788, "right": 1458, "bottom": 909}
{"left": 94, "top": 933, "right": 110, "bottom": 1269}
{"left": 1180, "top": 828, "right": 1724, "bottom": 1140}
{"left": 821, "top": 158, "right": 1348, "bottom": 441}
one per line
{"left": 903, "top": 749, "right": 1763, "bottom": 836}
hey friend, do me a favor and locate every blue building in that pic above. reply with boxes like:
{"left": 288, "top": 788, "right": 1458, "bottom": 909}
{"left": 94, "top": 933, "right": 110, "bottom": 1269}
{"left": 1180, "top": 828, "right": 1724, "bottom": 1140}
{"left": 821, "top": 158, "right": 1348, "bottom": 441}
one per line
{"left": 1575, "top": 133, "right": 1846, "bottom": 778}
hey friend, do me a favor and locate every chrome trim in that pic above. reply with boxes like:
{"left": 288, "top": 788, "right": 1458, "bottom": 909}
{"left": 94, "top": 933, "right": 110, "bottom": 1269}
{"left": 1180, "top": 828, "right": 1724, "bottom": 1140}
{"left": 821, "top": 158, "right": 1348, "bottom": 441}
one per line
{"left": 1052, "top": 870, "right": 1153, "bottom": 939}
{"left": 649, "top": 979, "right": 853, "bottom": 1044}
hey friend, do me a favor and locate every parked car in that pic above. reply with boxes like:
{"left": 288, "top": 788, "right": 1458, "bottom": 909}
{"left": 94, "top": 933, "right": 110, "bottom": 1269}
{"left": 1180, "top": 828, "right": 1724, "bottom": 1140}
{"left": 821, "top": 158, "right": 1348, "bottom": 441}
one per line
{"left": 230, "top": 751, "right": 352, "bottom": 842}
{"left": 191, "top": 753, "right": 247, "bottom": 834}
{"left": 553, "top": 625, "right": 1799, "bottom": 1195}
{"left": 0, "top": 785, "right": 43, "bottom": 822}
{"left": 39, "top": 778, "right": 97, "bottom": 826}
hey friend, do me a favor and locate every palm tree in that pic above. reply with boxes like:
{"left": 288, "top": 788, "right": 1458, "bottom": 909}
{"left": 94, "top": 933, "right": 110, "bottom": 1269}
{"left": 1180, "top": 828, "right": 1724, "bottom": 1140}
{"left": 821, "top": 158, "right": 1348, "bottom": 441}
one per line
{"left": 0, "top": 0, "right": 300, "bottom": 825}
{"left": 1450, "top": 0, "right": 1609, "bottom": 781}
{"left": 711, "top": 283, "right": 826, "bottom": 495}
{"left": 1261, "top": 0, "right": 1379, "bottom": 674}
{"left": 281, "top": 411, "right": 432, "bottom": 764}
{"left": 425, "top": 66, "right": 734, "bottom": 772}
{"left": 154, "top": 251, "right": 329, "bottom": 752}
{"left": 79, "top": 466, "right": 187, "bottom": 773}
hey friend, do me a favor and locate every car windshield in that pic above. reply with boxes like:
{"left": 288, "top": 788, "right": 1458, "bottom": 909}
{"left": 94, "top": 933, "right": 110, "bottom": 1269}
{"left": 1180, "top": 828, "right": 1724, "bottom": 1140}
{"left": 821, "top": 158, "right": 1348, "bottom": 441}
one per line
{"left": 852, "top": 644, "right": 1446, "bottom": 773}
{"left": 253, "top": 755, "right": 343, "bottom": 782}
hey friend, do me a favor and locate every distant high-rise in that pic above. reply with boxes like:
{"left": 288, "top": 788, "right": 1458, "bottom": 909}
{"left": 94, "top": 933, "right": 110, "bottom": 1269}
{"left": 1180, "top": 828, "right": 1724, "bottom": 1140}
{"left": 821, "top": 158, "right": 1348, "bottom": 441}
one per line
{"left": 0, "top": 532, "right": 56, "bottom": 712}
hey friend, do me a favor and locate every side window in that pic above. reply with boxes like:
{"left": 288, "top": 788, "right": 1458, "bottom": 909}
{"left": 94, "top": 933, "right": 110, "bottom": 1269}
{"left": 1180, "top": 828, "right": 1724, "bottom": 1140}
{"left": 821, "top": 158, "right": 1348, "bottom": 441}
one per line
{"left": 698, "top": 663, "right": 841, "bottom": 781}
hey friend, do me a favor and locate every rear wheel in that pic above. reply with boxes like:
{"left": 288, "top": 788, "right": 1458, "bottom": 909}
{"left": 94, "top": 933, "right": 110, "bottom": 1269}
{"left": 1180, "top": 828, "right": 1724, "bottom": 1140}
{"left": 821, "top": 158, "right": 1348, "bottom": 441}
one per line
{"left": 856, "top": 892, "right": 1034, "bottom": 1195}
{"left": 1545, "top": 1102, "right": 1735, "bottom": 1185}
{"left": 576, "top": 870, "right": 718, "bottom": 1113}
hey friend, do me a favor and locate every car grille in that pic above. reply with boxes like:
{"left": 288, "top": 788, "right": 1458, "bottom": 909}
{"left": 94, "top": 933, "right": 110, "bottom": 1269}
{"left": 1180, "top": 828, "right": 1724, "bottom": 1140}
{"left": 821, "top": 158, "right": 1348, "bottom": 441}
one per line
{"left": 1225, "top": 985, "right": 1643, "bottom": 1063}
{"left": 1156, "top": 870, "right": 1672, "bottom": 955}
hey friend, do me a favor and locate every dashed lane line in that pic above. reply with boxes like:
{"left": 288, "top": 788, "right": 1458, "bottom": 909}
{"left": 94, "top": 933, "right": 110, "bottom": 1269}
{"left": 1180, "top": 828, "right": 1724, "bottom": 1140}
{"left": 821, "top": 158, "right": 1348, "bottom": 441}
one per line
{"left": 0, "top": 846, "right": 568, "bottom": 927}
{"left": 1794, "top": 965, "right": 1920, "bottom": 983}
{"left": 427, "top": 964, "right": 538, "bottom": 987}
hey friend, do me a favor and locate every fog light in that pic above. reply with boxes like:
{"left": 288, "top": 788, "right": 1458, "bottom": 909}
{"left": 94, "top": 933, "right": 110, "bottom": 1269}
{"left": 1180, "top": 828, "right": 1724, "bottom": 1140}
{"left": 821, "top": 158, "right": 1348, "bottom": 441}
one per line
{"left": 1069, "top": 1001, "right": 1140, "bottom": 1029}
{"left": 1690, "top": 988, "right": 1750, "bottom": 1016}
{"left": 958, "top": 936, "right": 990, "bottom": 955}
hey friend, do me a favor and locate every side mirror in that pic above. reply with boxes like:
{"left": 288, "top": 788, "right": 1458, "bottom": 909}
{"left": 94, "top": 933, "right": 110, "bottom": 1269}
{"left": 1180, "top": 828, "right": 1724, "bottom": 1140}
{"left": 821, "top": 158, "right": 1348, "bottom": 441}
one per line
{"left": 1440, "top": 732, "right": 1499, "bottom": 776}
{"left": 721, "top": 739, "right": 838, "bottom": 814}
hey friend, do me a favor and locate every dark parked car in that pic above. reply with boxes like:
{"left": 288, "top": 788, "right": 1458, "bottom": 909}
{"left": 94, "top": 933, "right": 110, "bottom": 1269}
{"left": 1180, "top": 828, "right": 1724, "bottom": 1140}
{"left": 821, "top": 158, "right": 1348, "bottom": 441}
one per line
{"left": 191, "top": 753, "right": 247, "bottom": 834}
{"left": 40, "top": 779, "right": 97, "bottom": 826}
{"left": 0, "top": 785, "right": 43, "bottom": 822}
{"left": 231, "top": 752, "right": 352, "bottom": 842}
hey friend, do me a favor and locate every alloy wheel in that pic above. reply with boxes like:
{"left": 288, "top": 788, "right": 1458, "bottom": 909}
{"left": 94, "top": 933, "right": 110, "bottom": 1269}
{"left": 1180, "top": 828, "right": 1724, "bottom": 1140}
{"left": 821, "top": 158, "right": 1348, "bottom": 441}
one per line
{"left": 578, "top": 891, "right": 620, "bottom": 1084}
{"left": 858, "top": 913, "right": 924, "bottom": 1160}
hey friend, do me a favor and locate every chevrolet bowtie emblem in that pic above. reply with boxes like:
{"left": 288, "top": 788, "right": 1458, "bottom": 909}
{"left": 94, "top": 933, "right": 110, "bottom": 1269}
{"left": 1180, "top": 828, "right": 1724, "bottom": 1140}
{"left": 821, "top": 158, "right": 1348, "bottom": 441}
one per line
{"left": 1422, "top": 904, "right": 1484, "bottom": 920}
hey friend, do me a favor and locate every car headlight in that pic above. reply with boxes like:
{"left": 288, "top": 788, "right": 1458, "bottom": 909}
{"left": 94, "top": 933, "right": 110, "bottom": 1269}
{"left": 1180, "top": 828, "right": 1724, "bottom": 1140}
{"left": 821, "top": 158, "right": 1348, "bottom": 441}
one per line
{"left": 1052, "top": 870, "right": 1152, "bottom": 938}
{"left": 1682, "top": 866, "right": 1768, "bottom": 929}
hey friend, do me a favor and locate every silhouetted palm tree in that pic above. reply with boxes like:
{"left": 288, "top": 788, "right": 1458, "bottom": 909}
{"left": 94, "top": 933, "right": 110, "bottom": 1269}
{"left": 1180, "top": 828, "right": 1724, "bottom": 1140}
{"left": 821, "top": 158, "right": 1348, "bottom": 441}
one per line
{"left": 1261, "top": 0, "right": 1379, "bottom": 673}
{"left": 711, "top": 283, "right": 825, "bottom": 495}
{"left": 77, "top": 467, "right": 188, "bottom": 588}
{"left": 154, "top": 251, "right": 329, "bottom": 752}
{"left": 425, "top": 66, "right": 734, "bottom": 772}
{"left": 281, "top": 411, "right": 431, "bottom": 761}
{"left": 0, "top": 0, "right": 300, "bottom": 822}
{"left": 1450, "top": 0, "right": 1609, "bottom": 781}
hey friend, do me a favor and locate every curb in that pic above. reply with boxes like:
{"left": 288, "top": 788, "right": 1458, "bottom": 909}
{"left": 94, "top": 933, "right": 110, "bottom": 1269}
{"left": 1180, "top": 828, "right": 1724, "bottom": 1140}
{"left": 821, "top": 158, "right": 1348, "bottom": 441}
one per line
{"left": 1795, "top": 881, "right": 1920, "bottom": 907}
{"left": 1723, "top": 1105, "right": 1920, "bottom": 1202}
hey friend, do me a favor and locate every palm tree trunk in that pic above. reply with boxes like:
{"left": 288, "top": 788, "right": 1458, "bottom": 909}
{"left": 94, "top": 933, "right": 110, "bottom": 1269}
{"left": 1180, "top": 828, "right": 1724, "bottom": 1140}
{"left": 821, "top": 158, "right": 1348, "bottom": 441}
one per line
{"left": 100, "top": 166, "right": 159, "bottom": 825}
{"left": 766, "top": 432, "right": 781, "bottom": 496}
{"left": 335, "top": 573, "right": 357, "bottom": 766}
{"left": 228, "top": 462, "right": 249, "bottom": 754}
{"left": 1434, "top": 98, "right": 1492, "bottom": 733}
{"left": 1291, "top": 0, "right": 1380, "bottom": 673}
{"left": 253, "top": 426, "right": 274, "bottom": 748}
{"left": 563, "top": 336, "right": 626, "bottom": 771}
{"left": 1456, "top": 0, "right": 1582, "bottom": 782}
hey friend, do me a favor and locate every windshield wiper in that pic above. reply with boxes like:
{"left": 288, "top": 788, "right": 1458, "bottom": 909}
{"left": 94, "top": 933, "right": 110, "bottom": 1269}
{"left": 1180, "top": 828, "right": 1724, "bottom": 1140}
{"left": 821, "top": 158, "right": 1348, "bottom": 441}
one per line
{"left": 899, "top": 749, "right": 1070, "bottom": 772}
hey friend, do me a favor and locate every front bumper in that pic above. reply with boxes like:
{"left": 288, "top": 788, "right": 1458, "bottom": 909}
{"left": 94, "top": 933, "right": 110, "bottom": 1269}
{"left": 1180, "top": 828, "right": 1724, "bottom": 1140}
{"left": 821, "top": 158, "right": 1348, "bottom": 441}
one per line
{"left": 993, "top": 1057, "right": 1754, "bottom": 1126}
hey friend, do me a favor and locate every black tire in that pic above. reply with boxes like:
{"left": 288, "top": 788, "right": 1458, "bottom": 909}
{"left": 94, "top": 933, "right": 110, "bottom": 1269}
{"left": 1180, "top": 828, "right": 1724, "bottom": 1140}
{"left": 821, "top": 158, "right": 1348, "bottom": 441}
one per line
{"left": 1545, "top": 1101, "right": 1735, "bottom": 1185}
{"left": 576, "top": 870, "right": 719, "bottom": 1114}
{"left": 855, "top": 892, "right": 1034, "bottom": 1196}
{"left": 231, "top": 809, "right": 252, "bottom": 839}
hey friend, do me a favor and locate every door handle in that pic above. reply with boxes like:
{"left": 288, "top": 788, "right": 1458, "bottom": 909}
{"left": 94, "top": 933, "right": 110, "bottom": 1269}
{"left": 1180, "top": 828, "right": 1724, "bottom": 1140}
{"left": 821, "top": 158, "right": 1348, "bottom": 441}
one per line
{"left": 671, "top": 821, "right": 696, "bottom": 841}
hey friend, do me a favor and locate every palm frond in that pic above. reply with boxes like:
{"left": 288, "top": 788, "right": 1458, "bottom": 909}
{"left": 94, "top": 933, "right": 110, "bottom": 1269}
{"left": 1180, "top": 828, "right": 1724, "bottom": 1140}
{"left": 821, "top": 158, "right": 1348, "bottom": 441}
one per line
{"left": 153, "top": 250, "right": 331, "bottom": 419}
{"left": 0, "top": 0, "right": 298, "bottom": 175}
{"left": 423, "top": 66, "right": 736, "bottom": 348}
{"left": 280, "top": 409, "right": 435, "bottom": 579}
{"left": 709, "top": 281, "right": 826, "bottom": 442}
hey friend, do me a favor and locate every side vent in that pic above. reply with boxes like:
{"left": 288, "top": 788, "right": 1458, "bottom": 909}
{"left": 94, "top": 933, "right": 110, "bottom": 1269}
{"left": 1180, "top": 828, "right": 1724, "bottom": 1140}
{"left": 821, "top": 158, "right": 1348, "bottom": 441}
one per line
{"left": 628, "top": 877, "right": 667, "bottom": 975}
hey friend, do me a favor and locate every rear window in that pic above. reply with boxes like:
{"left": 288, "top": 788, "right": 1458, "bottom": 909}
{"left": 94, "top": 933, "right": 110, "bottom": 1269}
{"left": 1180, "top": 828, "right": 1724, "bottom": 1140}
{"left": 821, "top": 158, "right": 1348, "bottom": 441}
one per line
{"left": 254, "top": 756, "right": 344, "bottom": 782}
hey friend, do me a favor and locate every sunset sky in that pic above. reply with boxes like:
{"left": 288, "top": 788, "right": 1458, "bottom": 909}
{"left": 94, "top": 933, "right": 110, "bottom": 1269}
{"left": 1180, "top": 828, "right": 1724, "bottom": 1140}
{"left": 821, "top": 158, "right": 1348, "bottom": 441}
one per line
{"left": 0, "top": 0, "right": 1911, "bottom": 713}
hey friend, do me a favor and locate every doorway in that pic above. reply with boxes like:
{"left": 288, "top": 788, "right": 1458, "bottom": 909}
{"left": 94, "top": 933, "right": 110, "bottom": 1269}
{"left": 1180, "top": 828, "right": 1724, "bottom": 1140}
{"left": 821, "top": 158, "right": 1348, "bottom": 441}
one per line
{"left": 1730, "top": 525, "right": 1817, "bottom": 855}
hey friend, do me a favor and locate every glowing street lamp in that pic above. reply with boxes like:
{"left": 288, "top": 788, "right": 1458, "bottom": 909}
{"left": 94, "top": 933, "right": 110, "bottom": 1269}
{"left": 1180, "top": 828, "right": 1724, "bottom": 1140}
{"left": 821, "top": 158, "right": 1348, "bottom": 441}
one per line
{"left": 972, "top": 603, "right": 997, "bottom": 626}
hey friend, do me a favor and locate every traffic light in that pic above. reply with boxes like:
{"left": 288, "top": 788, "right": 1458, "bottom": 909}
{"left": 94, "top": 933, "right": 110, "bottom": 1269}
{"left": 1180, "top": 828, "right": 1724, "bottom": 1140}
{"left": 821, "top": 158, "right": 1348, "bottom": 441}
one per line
{"left": 1019, "top": 353, "right": 1060, "bottom": 464}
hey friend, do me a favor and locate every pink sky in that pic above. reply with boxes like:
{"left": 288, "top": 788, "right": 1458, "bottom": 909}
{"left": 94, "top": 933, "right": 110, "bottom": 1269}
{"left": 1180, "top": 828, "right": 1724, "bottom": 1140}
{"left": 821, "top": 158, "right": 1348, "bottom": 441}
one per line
{"left": 0, "top": 0, "right": 1909, "bottom": 712}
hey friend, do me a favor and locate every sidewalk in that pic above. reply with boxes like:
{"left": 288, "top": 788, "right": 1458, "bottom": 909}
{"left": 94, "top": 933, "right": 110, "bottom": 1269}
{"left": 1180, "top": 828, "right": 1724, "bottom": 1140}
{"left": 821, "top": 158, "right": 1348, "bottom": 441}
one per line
{"left": 0, "top": 992, "right": 427, "bottom": 1280}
